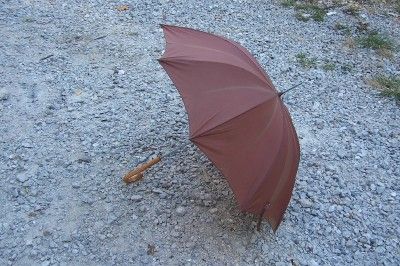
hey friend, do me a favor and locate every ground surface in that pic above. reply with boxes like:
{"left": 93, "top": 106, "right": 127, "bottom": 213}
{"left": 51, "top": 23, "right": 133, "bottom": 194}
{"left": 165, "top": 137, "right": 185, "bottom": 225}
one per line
{"left": 0, "top": 0, "right": 399, "bottom": 265}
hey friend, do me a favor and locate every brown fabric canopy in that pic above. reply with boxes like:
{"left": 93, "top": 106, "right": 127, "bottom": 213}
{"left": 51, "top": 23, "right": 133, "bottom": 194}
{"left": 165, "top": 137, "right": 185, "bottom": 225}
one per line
{"left": 158, "top": 24, "right": 300, "bottom": 231}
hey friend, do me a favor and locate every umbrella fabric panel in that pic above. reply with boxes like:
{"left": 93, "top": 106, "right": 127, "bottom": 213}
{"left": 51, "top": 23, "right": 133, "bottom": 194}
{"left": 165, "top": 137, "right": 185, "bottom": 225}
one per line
{"left": 191, "top": 98, "right": 299, "bottom": 230}
{"left": 161, "top": 24, "right": 273, "bottom": 86}
{"left": 158, "top": 59, "right": 276, "bottom": 138}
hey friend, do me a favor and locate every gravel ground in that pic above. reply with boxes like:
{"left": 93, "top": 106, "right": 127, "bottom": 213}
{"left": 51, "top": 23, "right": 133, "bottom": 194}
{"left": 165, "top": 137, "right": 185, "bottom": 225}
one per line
{"left": 1, "top": 0, "right": 399, "bottom": 265}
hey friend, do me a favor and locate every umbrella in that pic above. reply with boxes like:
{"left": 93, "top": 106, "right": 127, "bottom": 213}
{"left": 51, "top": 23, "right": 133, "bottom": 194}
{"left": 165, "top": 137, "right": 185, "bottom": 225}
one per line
{"left": 125, "top": 24, "right": 300, "bottom": 231}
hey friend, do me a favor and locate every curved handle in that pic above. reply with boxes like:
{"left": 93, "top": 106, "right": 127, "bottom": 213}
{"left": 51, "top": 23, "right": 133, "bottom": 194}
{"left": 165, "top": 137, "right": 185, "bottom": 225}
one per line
{"left": 123, "top": 156, "right": 161, "bottom": 184}
{"left": 123, "top": 172, "right": 144, "bottom": 184}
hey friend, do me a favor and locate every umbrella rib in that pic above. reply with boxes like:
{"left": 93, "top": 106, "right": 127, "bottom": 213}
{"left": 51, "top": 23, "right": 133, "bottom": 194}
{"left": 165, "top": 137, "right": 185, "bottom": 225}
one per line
{"left": 239, "top": 104, "right": 286, "bottom": 210}
{"left": 163, "top": 41, "right": 268, "bottom": 84}
{"left": 222, "top": 38, "right": 274, "bottom": 88}
{"left": 192, "top": 96, "right": 278, "bottom": 139}
{"left": 159, "top": 57, "right": 272, "bottom": 94}
{"left": 161, "top": 24, "right": 272, "bottom": 87}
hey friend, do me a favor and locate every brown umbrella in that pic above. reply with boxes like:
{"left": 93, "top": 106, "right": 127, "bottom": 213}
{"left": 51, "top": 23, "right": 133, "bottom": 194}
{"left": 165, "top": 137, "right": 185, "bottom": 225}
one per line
{"left": 125, "top": 24, "right": 300, "bottom": 231}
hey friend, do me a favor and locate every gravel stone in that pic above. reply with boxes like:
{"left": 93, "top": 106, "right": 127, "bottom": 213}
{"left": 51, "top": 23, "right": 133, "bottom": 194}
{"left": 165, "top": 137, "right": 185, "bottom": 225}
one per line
{"left": 337, "top": 149, "right": 348, "bottom": 159}
{"left": 175, "top": 206, "right": 186, "bottom": 216}
{"left": 130, "top": 195, "right": 143, "bottom": 202}
{"left": 0, "top": 88, "right": 9, "bottom": 101}
{"left": 299, "top": 198, "right": 313, "bottom": 208}
{"left": 209, "top": 208, "right": 218, "bottom": 214}
{"left": 16, "top": 173, "right": 28, "bottom": 183}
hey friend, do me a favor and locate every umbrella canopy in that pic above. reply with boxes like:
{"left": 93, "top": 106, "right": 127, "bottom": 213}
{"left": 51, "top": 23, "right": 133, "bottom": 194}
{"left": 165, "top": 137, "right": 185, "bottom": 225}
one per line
{"left": 158, "top": 24, "right": 300, "bottom": 231}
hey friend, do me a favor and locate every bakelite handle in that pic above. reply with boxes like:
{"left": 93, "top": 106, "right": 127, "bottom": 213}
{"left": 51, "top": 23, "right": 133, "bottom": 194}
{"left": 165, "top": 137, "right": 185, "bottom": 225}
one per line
{"left": 123, "top": 156, "right": 161, "bottom": 184}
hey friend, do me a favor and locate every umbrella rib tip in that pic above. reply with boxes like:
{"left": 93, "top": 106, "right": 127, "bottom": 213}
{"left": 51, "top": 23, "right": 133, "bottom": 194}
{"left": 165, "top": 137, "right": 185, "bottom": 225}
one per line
{"left": 159, "top": 23, "right": 170, "bottom": 29}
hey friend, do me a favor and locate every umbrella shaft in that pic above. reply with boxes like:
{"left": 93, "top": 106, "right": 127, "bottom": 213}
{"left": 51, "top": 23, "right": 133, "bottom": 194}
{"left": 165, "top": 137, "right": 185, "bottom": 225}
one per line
{"left": 278, "top": 83, "right": 302, "bottom": 97}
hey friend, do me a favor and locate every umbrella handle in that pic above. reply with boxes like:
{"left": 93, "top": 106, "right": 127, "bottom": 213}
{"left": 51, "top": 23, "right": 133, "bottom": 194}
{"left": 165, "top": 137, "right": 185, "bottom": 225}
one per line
{"left": 123, "top": 156, "right": 161, "bottom": 184}
{"left": 123, "top": 172, "right": 144, "bottom": 183}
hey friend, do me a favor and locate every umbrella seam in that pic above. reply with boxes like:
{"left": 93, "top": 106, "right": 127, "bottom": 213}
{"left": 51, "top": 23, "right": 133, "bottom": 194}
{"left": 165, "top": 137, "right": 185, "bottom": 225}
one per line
{"left": 161, "top": 24, "right": 273, "bottom": 87}
{"left": 163, "top": 41, "right": 268, "bottom": 84}
{"left": 239, "top": 102, "right": 286, "bottom": 210}
{"left": 159, "top": 57, "right": 270, "bottom": 90}
{"left": 191, "top": 96, "right": 279, "bottom": 139}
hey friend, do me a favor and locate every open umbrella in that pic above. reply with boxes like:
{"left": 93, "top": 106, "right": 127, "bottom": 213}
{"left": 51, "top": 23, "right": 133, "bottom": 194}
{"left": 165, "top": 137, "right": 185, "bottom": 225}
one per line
{"left": 125, "top": 24, "right": 300, "bottom": 231}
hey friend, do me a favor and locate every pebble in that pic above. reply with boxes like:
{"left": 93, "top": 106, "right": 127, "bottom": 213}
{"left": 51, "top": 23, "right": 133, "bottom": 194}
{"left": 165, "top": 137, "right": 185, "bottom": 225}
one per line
{"left": 0, "top": 88, "right": 10, "bottom": 101}
{"left": 130, "top": 195, "right": 143, "bottom": 202}
{"left": 308, "top": 259, "right": 319, "bottom": 266}
{"left": 299, "top": 198, "right": 313, "bottom": 208}
{"left": 16, "top": 173, "right": 28, "bottom": 183}
{"left": 375, "top": 246, "right": 386, "bottom": 254}
{"left": 41, "top": 261, "right": 50, "bottom": 266}
{"left": 337, "top": 149, "right": 348, "bottom": 159}
{"left": 175, "top": 206, "right": 186, "bottom": 216}
{"left": 77, "top": 155, "right": 91, "bottom": 163}
{"left": 209, "top": 208, "right": 218, "bottom": 214}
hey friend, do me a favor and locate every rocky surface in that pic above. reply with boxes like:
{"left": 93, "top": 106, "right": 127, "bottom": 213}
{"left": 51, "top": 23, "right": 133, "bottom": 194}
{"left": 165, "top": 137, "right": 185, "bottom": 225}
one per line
{"left": 0, "top": 0, "right": 399, "bottom": 265}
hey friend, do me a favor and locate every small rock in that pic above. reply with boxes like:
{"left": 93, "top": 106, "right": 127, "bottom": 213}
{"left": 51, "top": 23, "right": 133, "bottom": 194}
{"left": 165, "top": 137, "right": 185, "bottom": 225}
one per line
{"left": 0, "top": 88, "right": 9, "bottom": 101}
{"left": 343, "top": 230, "right": 351, "bottom": 239}
{"left": 147, "top": 244, "right": 156, "bottom": 256}
{"left": 107, "top": 214, "right": 118, "bottom": 225}
{"left": 61, "top": 234, "right": 72, "bottom": 242}
{"left": 77, "top": 156, "right": 91, "bottom": 163}
{"left": 326, "top": 165, "right": 337, "bottom": 172}
{"left": 41, "top": 261, "right": 50, "bottom": 266}
{"left": 82, "top": 196, "right": 94, "bottom": 205}
{"left": 21, "top": 141, "right": 34, "bottom": 148}
{"left": 171, "top": 230, "right": 180, "bottom": 237}
{"left": 152, "top": 188, "right": 163, "bottom": 194}
{"left": 376, "top": 186, "right": 384, "bottom": 194}
{"left": 25, "top": 239, "right": 33, "bottom": 246}
{"left": 337, "top": 149, "right": 348, "bottom": 159}
{"left": 175, "top": 206, "right": 186, "bottom": 216}
{"left": 130, "top": 195, "right": 143, "bottom": 202}
{"left": 346, "top": 240, "right": 356, "bottom": 248}
{"left": 209, "top": 208, "right": 218, "bottom": 214}
{"left": 375, "top": 246, "right": 386, "bottom": 254}
{"left": 299, "top": 198, "right": 313, "bottom": 208}
{"left": 16, "top": 173, "right": 28, "bottom": 183}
